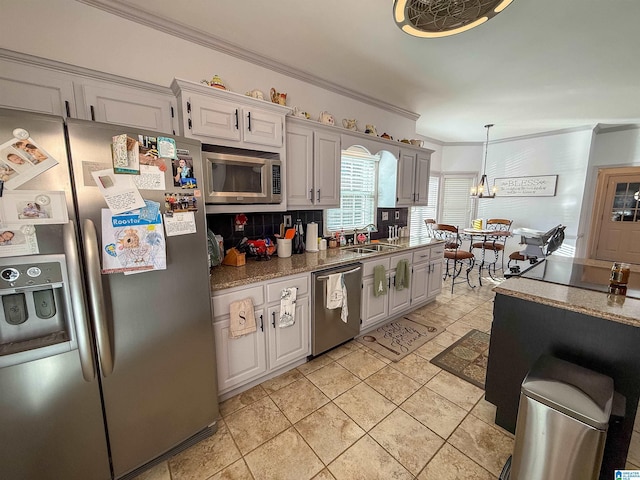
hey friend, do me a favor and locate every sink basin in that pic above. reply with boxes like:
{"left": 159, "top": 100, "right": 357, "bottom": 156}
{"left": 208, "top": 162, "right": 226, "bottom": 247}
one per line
{"left": 341, "top": 243, "right": 401, "bottom": 254}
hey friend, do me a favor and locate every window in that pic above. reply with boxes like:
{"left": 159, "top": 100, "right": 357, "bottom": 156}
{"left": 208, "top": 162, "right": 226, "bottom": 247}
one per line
{"left": 440, "top": 175, "right": 475, "bottom": 229}
{"left": 410, "top": 175, "right": 440, "bottom": 236}
{"left": 326, "top": 147, "right": 379, "bottom": 233}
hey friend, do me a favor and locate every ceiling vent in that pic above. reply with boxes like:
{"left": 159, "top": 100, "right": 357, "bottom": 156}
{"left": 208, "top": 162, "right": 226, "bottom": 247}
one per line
{"left": 393, "top": 0, "right": 514, "bottom": 38}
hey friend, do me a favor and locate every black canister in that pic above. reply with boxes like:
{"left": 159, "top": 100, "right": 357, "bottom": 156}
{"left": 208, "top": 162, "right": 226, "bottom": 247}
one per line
{"left": 292, "top": 219, "right": 305, "bottom": 254}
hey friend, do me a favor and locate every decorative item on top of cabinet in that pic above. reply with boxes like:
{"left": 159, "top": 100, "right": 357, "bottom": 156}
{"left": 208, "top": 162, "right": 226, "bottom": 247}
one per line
{"left": 292, "top": 106, "right": 310, "bottom": 119}
{"left": 318, "top": 111, "right": 335, "bottom": 126}
{"left": 365, "top": 124, "right": 378, "bottom": 136}
{"left": 171, "top": 78, "right": 290, "bottom": 150}
{"left": 380, "top": 133, "right": 393, "bottom": 140}
{"left": 270, "top": 88, "right": 287, "bottom": 106}
{"left": 342, "top": 118, "right": 359, "bottom": 131}
{"left": 245, "top": 89, "right": 265, "bottom": 100}
{"left": 201, "top": 75, "right": 227, "bottom": 90}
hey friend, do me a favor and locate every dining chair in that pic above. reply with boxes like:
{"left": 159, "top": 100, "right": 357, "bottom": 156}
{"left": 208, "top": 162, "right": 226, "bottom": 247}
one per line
{"left": 424, "top": 218, "right": 436, "bottom": 237}
{"left": 471, "top": 218, "right": 512, "bottom": 276}
{"left": 432, "top": 224, "right": 476, "bottom": 293}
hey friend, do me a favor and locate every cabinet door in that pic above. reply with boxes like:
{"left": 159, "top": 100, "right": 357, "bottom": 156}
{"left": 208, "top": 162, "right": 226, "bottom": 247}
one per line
{"left": 314, "top": 130, "right": 341, "bottom": 207}
{"left": 213, "top": 309, "right": 267, "bottom": 393}
{"left": 79, "top": 82, "right": 176, "bottom": 134}
{"left": 410, "top": 262, "right": 429, "bottom": 306}
{"left": 286, "top": 124, "right": 314, "bottom": 207}
{"left": 187, "top": 93, "right": 241, "bottom": 142}
{"left": 0, "top": 60, "right": 76, "bottom": 117}
{"left": 266, "top": 297, "right": 310, "bottom": 371}
{"left": 389, "top": 272, "right": 412, "bottom": 316}
{"left": 414, "top": 153, "right": 430, "bottom": 206}
{"left": 361, "top": 275, "right": 389, "bottom": 331}
{"left": 396, "top": 150, "right": 417, "bottom": 206}
{"left": 427, "top": 259, "right": 444, "bottom": 298}
{"left": 242, "top": 108, "right": 283, "bottom": 148}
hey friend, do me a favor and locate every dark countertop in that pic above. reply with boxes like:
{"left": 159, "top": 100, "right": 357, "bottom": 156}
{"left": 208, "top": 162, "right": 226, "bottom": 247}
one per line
{"left": 494, "top": 256, "right": 640, "bottom": 327}
{"left": 209, "top": 236, "right": 443, "bottom": 292}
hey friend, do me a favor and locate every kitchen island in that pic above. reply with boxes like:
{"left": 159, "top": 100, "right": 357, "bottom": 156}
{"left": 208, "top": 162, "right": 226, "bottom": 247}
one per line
{"left": 485, "top": 257, "right": 640, "bottom": 477}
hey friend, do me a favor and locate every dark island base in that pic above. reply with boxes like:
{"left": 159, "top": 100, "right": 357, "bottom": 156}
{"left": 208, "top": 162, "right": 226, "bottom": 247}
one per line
{"left": 485, "top": 293, "right": 638, "bottom": 479}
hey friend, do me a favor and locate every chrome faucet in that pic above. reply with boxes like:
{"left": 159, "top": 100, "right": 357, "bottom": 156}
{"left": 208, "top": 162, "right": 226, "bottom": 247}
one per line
{"left": 353, "top": 224, "right": 378, "bottom": 244}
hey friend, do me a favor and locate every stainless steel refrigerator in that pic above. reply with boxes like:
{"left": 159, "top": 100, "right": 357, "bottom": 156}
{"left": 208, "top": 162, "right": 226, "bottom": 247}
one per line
{"left": 0, "top": 108, "right": 219, "bottom": 479}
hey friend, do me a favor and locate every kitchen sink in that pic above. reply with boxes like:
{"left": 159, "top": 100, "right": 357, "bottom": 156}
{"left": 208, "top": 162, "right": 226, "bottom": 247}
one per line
{"left": 341, "top": 243, "right": 401, "bottom": 254}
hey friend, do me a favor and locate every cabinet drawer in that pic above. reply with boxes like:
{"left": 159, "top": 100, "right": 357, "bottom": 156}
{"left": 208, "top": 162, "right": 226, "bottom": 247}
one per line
{"left": 266, "top": 274, "right": 309, "bottom": 303}
{"left": 212, "top": 285, "right": 264, "bottom": 319}
{"left": 430, "top": 245, "right": 445, "bottom": 259}
{"left": 362, "top": 257, "right": 391, "bottom": 277}
{"left": 412, "top": 248, "right": 431, "bottom": 264}
{"left": 389, "top": 252, "right": 413, "bottom": 270}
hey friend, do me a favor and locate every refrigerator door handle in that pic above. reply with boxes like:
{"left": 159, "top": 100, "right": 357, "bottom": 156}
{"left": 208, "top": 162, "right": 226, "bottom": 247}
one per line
{"left": 63, "top": 221, "right": 96, "bottom": 382}
{"left": 83, "top": 219, "right": 114, "bottom": 376}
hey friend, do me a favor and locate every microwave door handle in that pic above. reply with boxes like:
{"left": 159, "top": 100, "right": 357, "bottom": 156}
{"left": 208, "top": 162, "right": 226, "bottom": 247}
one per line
{"left": 63, "top": 221, "right": 96, "bottom": 382}
{"left": 83, "top": 219, "right": 114, "bottom": 377}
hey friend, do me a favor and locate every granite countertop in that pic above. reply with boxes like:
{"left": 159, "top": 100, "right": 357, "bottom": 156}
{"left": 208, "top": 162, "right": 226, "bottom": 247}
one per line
{"left": 494, "top": 257, "right": 640, "bottom": 327}
{"left": 209, "top": 236, "right": 443, "bottom": 292}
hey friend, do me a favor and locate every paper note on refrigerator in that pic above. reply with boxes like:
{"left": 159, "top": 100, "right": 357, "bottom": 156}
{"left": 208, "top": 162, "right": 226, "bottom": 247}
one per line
{"left": 91, "top": 169, "right": 146, "bottom": 215}
{"left": 164, "top": 211, "right": 197, "bottom": 236}
{"left": 0, "top": 225, "right": 39, "bottom": 258}
{"left": 101, "top": 208, "right": 166, "bottom": 274}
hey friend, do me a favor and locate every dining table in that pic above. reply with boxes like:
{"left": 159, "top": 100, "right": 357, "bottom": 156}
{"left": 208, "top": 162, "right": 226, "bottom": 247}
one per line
{"left": 462, "top": 228, "right": 512, "bottom": 285}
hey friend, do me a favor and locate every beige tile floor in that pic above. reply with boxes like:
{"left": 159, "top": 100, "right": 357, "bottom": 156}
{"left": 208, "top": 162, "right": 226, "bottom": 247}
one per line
{"left": 136, "top": 273, "right": 640, "bottom": 480}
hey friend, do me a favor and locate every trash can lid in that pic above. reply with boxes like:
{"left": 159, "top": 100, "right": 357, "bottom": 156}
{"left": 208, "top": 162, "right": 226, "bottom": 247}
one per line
{"left": 521, "top": 355, "right": 614, "bottom": 430}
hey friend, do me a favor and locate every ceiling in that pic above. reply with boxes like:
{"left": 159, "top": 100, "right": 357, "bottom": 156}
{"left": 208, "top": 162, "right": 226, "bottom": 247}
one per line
{"left": 82, "top": 0, "right": 640, "bottom": 143}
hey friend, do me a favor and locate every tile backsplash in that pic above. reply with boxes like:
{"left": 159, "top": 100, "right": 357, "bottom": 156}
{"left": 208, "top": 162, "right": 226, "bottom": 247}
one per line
{"left": 206, "top": 207, "right": 408, "bottom": 251}
{"left": 207, "top": 210, "right": 323, "bottom": 251}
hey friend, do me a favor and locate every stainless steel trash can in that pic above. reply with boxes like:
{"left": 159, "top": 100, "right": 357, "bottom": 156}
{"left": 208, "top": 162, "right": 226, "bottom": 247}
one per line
{"left": 506, "top": 355, "right": 614, "bottom": 480}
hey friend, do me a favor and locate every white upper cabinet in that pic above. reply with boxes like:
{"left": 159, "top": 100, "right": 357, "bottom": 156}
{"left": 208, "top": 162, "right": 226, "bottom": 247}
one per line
{"left": 379, "top": 146, "right": 433, "bottom": 208}
{"left": 76, "top": 80, "right": 177, "bottom": 134}
{"left": 171, "top": 78, "right": 288, "bottom": 150}
{"left": 286, "top": 119, "right": 341, "bottom": 209}
{"left": 0, "top": 52, "right": 177, "bottom": 134}
{"left": 0, "top": 58, "right": 76, "bottom": 117}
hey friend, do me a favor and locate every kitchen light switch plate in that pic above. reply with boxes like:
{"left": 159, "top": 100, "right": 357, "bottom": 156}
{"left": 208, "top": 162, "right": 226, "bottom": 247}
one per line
{"left": 382, "top": 212, "right": 388, "bottom": 221}
{"left": 395, "top": 211, "right": 400, "bottom": 220}
{"left": 284, "top": 215, "right": 292, "bottom": 227}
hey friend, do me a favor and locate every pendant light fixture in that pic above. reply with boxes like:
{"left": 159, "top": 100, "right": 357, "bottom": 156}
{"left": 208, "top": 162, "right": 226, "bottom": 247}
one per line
{"left": 393, "top": 0, "right": 515, "bottom": 38}
{"left": 470, "top": 124, "right": 496, "bottom": 198}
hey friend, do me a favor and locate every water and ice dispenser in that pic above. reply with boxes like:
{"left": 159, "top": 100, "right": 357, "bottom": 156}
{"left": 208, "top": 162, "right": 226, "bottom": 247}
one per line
{"left": 0, "top": 255, "right": 77, "bottom": 367}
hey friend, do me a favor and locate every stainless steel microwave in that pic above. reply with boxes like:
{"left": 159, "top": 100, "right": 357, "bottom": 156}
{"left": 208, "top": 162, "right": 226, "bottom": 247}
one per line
{"left": 201, "top": 147, "right": 282, "bottom": 204}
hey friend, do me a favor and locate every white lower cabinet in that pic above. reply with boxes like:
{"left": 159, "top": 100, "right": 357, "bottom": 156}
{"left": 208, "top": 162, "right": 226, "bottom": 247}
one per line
{"left": 212, "top": 273, "right": 310, "bottom": 395}
{"left": 360, "top": 244, "right": 444, "bottom": 332}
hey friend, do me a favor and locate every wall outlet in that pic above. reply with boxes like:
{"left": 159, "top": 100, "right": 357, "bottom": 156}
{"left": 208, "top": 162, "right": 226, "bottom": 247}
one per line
{"left": 283, "top": 215, "right": 292, "bottom": 227}
{"left": 395, "top": 211, "right": 400, "bottom": 220}
{"left": 382, "top": 212, "right": 389, "bottom": 221}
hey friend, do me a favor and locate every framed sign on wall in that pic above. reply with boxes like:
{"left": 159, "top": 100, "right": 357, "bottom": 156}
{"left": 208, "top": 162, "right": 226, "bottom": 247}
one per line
{"left": 493, "top": 175, "right": 558, "bottom": 197}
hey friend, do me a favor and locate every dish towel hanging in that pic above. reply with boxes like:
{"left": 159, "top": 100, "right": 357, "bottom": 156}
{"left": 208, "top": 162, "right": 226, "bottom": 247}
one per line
{"left": 326, "top": 272, "right": 349, "bottom": 323}
{"left": 279, "top": 287, "right": 297, "bottom": 327}
{"left": 229, "top": 298, "right": 257, "bottom": 338}
{"left": 395, "top": 260, "right": 411, "bottom": 291}
{"left": 373, "top": 265, "right": 387, "bottom": 297}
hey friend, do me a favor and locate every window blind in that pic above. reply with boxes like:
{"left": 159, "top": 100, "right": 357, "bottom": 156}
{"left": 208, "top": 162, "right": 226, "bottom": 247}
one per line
{"left": 440, "top": 176, "right": 475, "bottom": 229}
{"left": 410, "top": 175, "right": 440, "bottom": 236}
{"left": 326, "top": 153, "right": 377, "bottom": 233}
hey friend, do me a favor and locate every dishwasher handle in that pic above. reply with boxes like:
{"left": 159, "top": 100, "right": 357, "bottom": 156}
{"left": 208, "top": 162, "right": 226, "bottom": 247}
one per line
{"left": 315, "top": 265, "right": 361, "bottom": 281}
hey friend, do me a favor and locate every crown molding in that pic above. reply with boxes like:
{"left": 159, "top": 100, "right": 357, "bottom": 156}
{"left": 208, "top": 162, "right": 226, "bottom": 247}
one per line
{"left": 75, "top": 0, "right": 420, "bottom": 121}
{"left": 0, "top": 48, "right": 173, "bottom": 95}
{"left": 594, "top": 123, "right": 640, "bottom": 135}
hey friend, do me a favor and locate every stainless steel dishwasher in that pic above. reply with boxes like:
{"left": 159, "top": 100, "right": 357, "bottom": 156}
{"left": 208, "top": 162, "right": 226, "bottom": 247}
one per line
{"left": 311, "top": 263, "right": 362, "bottom": 356}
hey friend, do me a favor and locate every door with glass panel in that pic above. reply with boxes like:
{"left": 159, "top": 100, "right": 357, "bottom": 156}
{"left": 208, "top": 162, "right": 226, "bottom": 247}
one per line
{"left": 594, "top": 172, "right": 640, "bottom": 264}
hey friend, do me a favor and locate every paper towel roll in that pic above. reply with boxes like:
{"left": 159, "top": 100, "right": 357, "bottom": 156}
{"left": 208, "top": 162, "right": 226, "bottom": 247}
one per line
{"left": 306, "top": 222, "right": 318, "bottom": 251}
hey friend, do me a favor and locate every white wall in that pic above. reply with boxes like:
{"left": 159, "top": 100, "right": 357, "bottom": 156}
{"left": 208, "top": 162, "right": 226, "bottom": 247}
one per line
{"left": 576, "top": 125, "right": 640, "bottom": 256}
{"left": 0, "top": 0, "right": 420, "bottom": 143}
